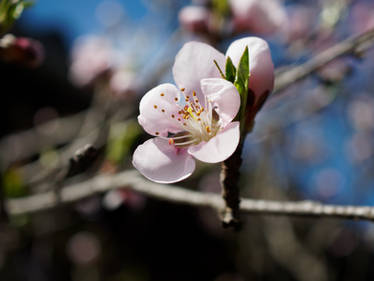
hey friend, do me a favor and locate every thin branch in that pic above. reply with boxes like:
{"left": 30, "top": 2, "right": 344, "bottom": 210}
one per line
{"left": 274, "top": 27, "right": 374, "bottom": 93}
{"left": 5, "top": 169, "right": 374, "bottom": 222}
{"left": 0, "top": 112, "right": 86, "bottom": 171}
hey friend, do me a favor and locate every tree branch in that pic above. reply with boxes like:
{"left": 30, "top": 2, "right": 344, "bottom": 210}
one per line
{"left": 274, "top": 27, "right": 374, "bottom": 93}
{"left": 5, "top": 169, "right": 374, "bottom": 222}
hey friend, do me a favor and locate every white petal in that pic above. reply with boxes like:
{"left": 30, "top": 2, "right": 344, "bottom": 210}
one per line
{"left": 201, "top": 78, "right": 241, "bottom": 127}
{"left": 132, "top": 138, "right": 196, "bottom": 183}
{"left": 138, "top": 83, "right": 184, "bottom": 137}
{"left": 225, "top": 37, "right": 274, "bottom": 101}
{"left": 188, "top": 121, "right": 240, "bottom": 163}
{"left": 172, "top": 41, "right": 226, "bottom": 107}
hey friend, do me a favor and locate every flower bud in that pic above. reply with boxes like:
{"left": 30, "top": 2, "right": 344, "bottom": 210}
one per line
{"left": 69, "top": 35, "right": 113, "bottom": 87}
{"left": 179, "top": 5, "right": 211, "bottom": 34}
{"left": 0, "top": 34, "right": 44, "bottom": 68}
{"left": 229, "top": 0, "right": 287, "bottom": 35}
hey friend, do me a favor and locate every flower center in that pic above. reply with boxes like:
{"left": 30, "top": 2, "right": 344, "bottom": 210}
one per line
{"left": 152, "top": 88, "right": 221, "bottom": 147}
{"left": 168, "top": 88, "right": 220, "bottom": 147}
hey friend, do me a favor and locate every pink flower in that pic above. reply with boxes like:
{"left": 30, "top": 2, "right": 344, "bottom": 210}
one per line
{"left": 0, "top": 34, "right": 44, "bottom": 68}
{"left": 350, "top": 2, "right": 374, "bottom": 34}
{"left": 179, "top": 5, "right": 211, "bottom": 34}
{"left": 226, "top": 37, "right": 274, "bottom": 105}
{"left": 69, "top": 36, "right": 113, "bottom": 87}
{"left": 284, "top": 5, "right": 316, "bottom": 42}
{"left": 133, "top": 38, "right": 274, "bottom": 183}
{"left": 229, "top": 0, "right": 287, "bottom": 35}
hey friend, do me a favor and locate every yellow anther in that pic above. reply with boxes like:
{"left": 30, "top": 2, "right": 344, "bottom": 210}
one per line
{"left": 181, "top": 88, "right": 185, "bottom": 91}
{"left": 206, "top": 126, "right": 211, "bottom": 133}
{"left": 193, "top": 91, "right": 196, "bottom": 96}
{"left": 187, "top": 107, "right": 198, "bottom": 121}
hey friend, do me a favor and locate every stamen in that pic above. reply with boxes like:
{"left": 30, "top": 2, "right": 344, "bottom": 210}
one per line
{"left": 187, "top": 107, "right": 198, "bottom": 121}
{"left": 206, "top": 126, "right": 211, "bottom": 133}
{"left": 181, "top": 88, "right": 185, "bottom": 91}
{"left": 160, "top": 93, "right": 164, "bottom": 96}
{"left": 155, "top": 132, "right": 159, "bottom": 135}
{"left": 174, "top": 139, "right": 197, "bottom": 147}
{"left": 161, "top": 109, "right": 165, "bottom": 112}
{"left": 154, "top": 105, "right": 157, "bottom": 109}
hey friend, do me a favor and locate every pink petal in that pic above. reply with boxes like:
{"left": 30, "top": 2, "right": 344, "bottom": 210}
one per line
{"left": 138, "top": 83, "right": 184, "bottom": 137}
{"left": 132, "top": 138, "right": 196, "bottom": 183}
{"left": 225, "top": 37, "right": 274, "bottom": 102}
{"left": 201, "top": 78, "right": 241, "bottom": 127}
{"left": 172, "top": 41, "right": 226, "bottom": 106}
{"left": 229, "top": 0, "right": 287, "bottom": 35}
{"left": 188, "top": 121, "right": 240, "bottom": 163}
{"left": 179, "top": 6, "right": 211, "bottom": 33}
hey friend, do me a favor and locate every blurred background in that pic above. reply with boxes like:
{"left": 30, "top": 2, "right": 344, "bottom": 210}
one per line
{"left": 2, "top": 0, "right": 374, "bottom": 280}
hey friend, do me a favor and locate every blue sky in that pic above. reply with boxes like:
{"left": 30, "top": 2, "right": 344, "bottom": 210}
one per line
{"left": 19, "top": 0, "right": 148, "bottom": 44}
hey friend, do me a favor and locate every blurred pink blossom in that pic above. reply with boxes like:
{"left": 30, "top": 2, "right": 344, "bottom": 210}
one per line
{"left": 229, "top": 0, "right": 287, "bottom": 35}
{"left": 133, "top": 37, "right": 274, "bottom": 183}
{"left": 69, "top": 35, "right": 113, "bottom": 87}
{"left": 284, "top": 5, "right": 316, "bottom": 41}
{"left": 0, "top": 34, "right": 44, "bottom": 67}
{"left": 350, "top": 2, "right": 374, "bottom": 34}
{"left": 109, "top": 69, "right": 138, "bottom": 98}
{"left": 179, "top": 5, "right": 212, "bottom": 34}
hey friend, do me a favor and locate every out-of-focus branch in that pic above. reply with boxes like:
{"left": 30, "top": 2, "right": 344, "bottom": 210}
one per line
{"left": 6, "top": 169, "right": 374, "bottom": 222}
{"left": 0, "top": 112, "right": 86, "bottom": 171}
{"left": 274, "top": 27, "right": 374, "bottom": 93}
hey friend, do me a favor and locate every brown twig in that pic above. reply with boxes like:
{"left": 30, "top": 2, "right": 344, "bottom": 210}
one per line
{"left": 5, "top": 169, "right": 374, "bottom": 223}
{"left": 220, "top": 141, "right": 243, "bottom": 229}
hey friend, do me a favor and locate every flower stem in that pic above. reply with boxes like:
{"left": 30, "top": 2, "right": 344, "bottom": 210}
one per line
{"left": 220, "top": 140, "right": 243, "bottom": 229}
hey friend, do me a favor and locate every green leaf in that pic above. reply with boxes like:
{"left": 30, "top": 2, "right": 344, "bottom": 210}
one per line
{"left": 11, "top": 2, "right": 24, "bottom": 20}
{"left": 213, "top": 59, "right": 225, "bottom": 79}
{"left": 225, "top": 56, "right": 236, "bottom": 83}
{"left": 234, "top": 46, "right": 249, "bottom": 96}
{"left": 233, "top": 46, "right": 250, "bottom": 132}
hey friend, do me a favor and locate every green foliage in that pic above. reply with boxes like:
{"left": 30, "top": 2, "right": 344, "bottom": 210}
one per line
{"left": 232, "top": 47, "right": 250, "bottom": 132}
{"left": 213, "top": 59, "right": 225, "bottom": 79}
{"left": 0, "top": 0, "right": 33, "bottom": 34}
{"left": 234, "top": 46, "right": 249, "bottom": 100}
{"left": 225, "top": 56, "right": 236, "bottom": 83}
{"left": 211, "top": 0, "right": 230, "bottom": 17}
{"left": 106, "top": 120, "right": 142, "bottom": 165}
{"left": 3, "top": 168, "right": 27, "bottom": 198}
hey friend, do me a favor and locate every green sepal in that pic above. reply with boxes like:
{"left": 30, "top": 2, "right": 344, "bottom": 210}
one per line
{"left": 0, "top": 0, "right": 33, "bottom": 34}
{"left": 225, "top": 56, "right": 236, "bottom": 83}
{"left": 233, "top": 46, "right": 250, "bottom": 133}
